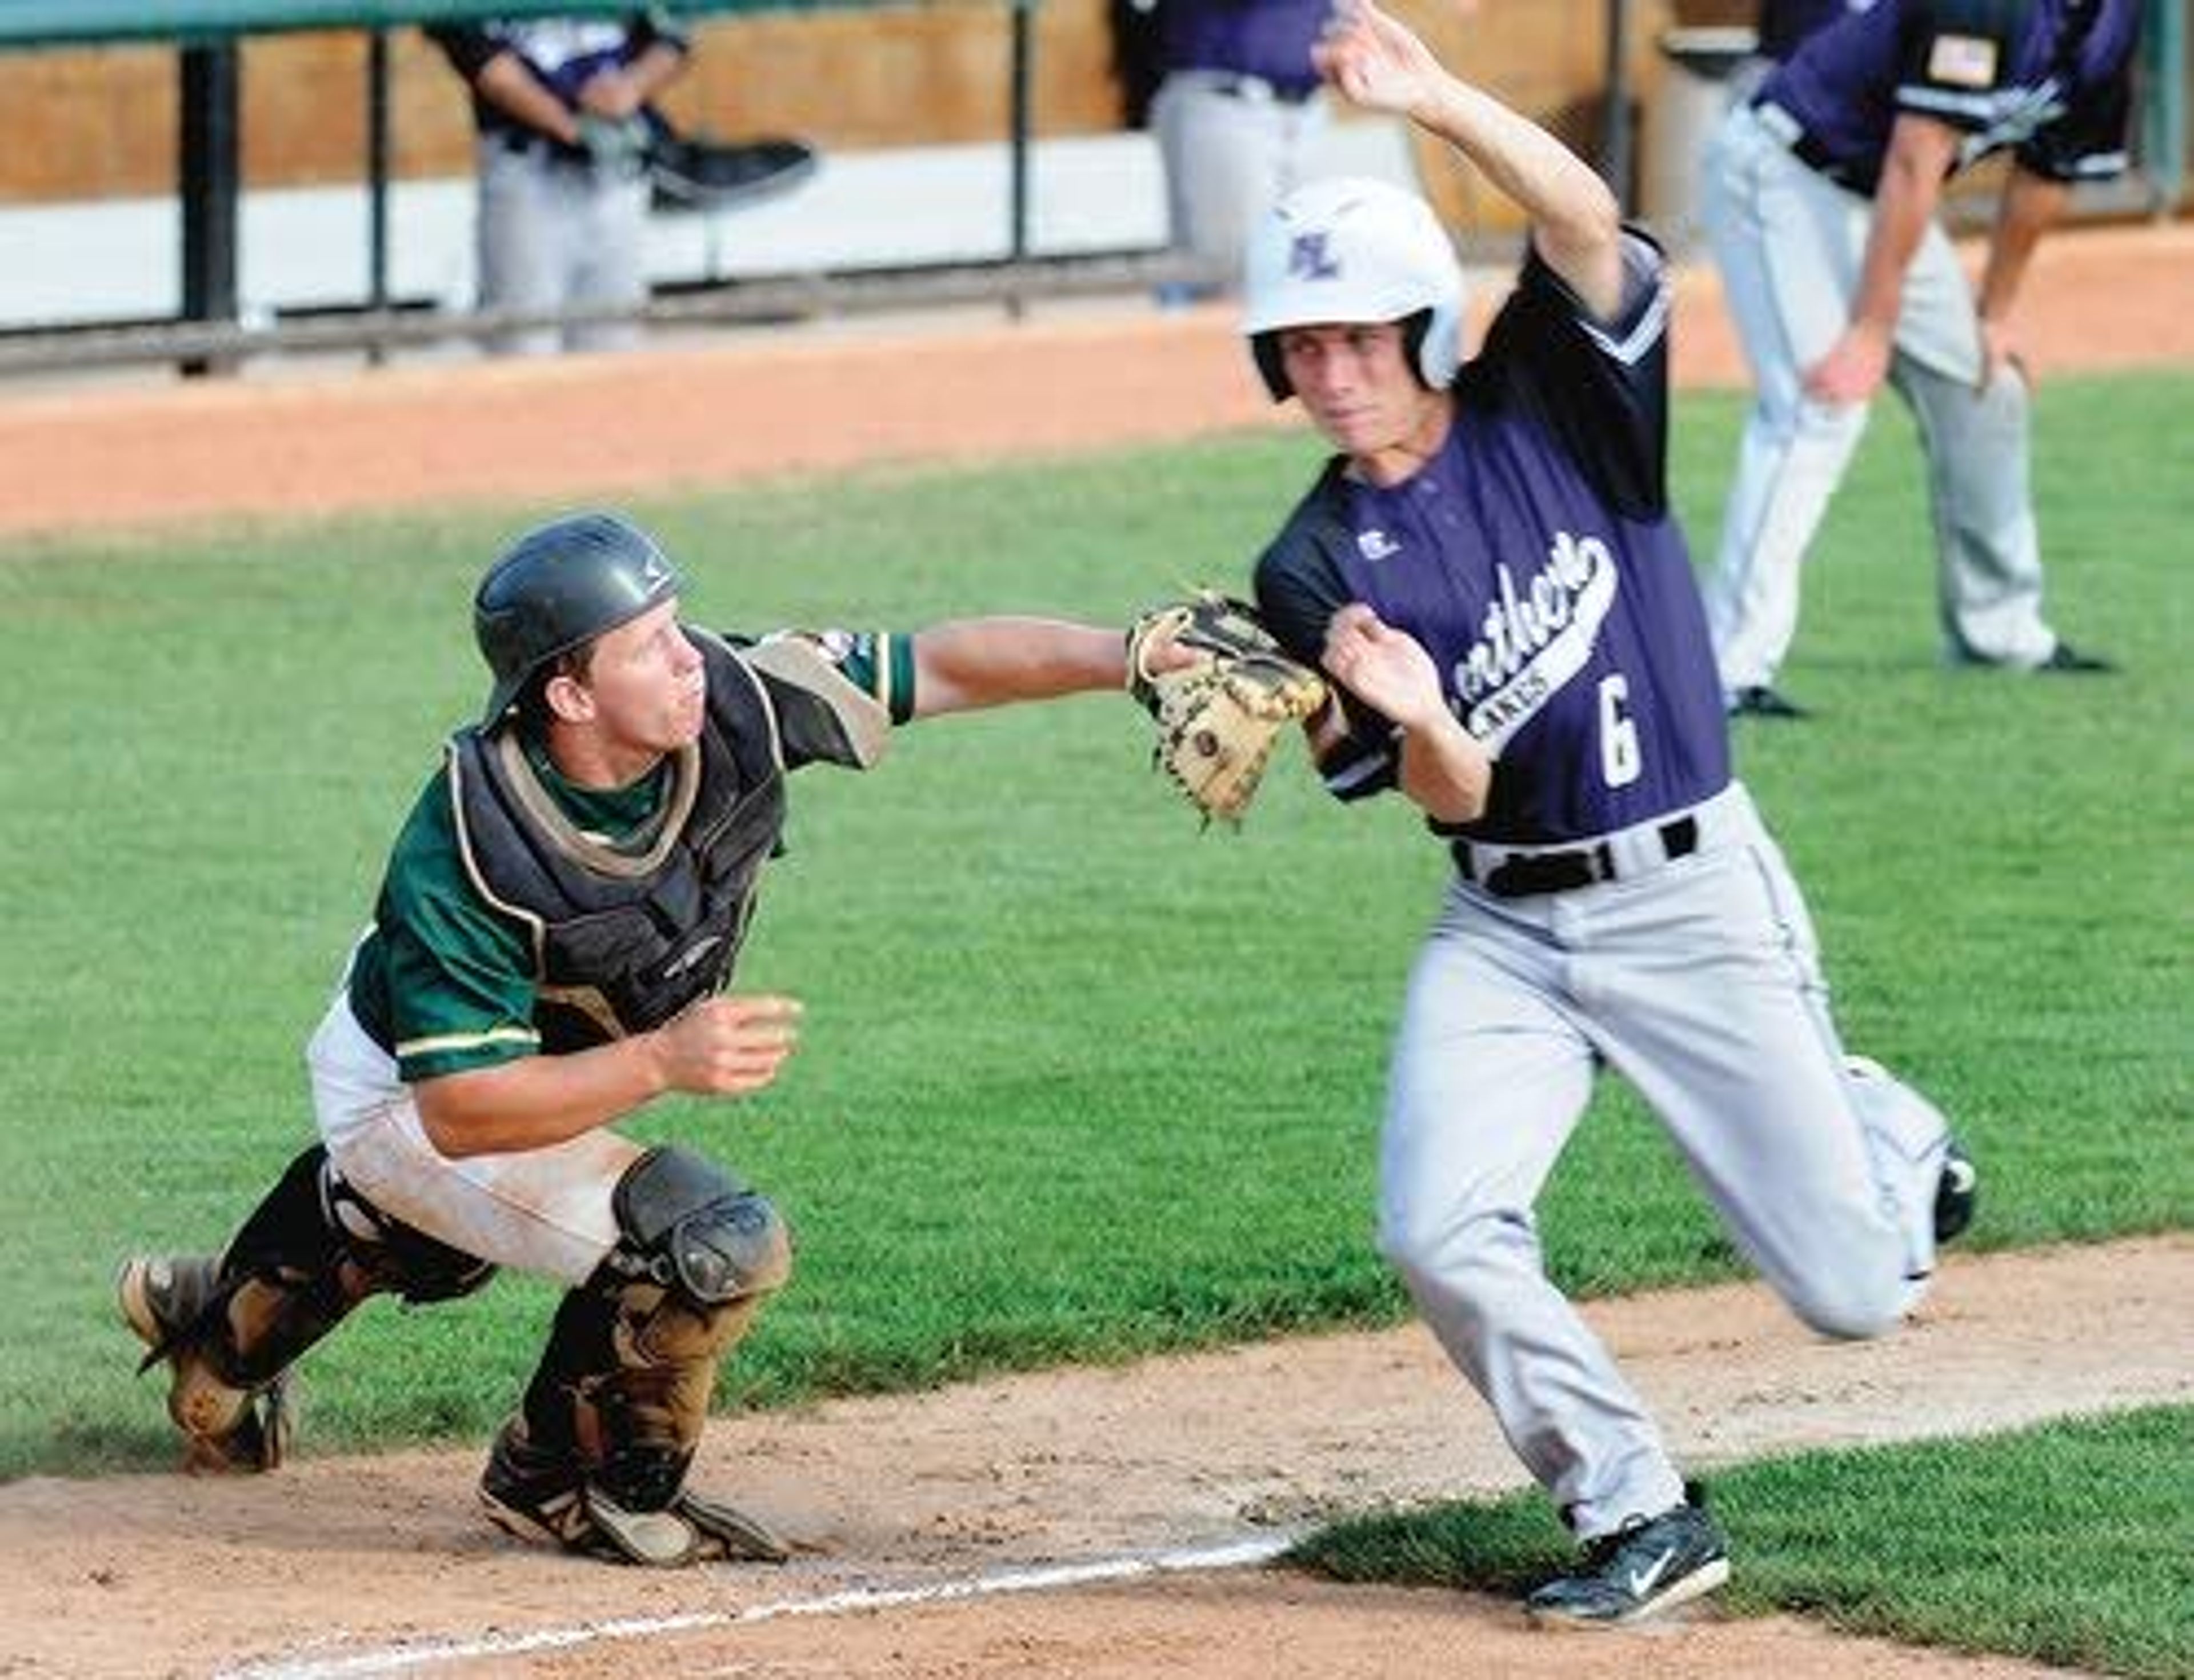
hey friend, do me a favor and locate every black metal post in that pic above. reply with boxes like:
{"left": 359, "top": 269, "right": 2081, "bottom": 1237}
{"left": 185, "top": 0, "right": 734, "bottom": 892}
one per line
{"left": 1007, "top": 0, "right": 1034, "bottom": 319}
{"left": 366, "top": 27, "right": 391, "bottom": 365}
{"left": 179, "top": 38, "right": 242, "bottom": 377}
{"left": 1601, "top": 0, "right": 1632, "bottom": 213}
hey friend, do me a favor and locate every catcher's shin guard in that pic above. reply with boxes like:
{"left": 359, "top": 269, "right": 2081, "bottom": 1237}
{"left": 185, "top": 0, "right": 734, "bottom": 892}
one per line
{"left": 489, "top": 1146, "right": 791, "bottom": 1566}
{"left": 121, "top": 1145, "right": 493, "bottom": 1473}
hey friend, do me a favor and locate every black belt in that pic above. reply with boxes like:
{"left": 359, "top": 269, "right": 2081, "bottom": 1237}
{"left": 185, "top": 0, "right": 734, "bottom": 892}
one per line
{"left": 1752, "top": 98, "right": 1855, "bottom": 186}
{"left": 1203, "top": 72, "right": 1319, "bottom": 106}
{"left": 1454, "top": 815, "right": 1700, "bottom": 899}
{"left": 498, "top": 130, "right": 589, "bottom": 168}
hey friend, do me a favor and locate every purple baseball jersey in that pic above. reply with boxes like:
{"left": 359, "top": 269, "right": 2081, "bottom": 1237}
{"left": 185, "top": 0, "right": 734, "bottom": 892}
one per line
{"left": 1757, "top": 0, "right": 1857, "bottom": 61}
{"left": 1759, "top": 0, "right": 2141, "bottom": 195}
{"left": 1160, "top": 0, "right": 1330, "bottom": 98}
{"left": 1253, "top": 233, "right": 1731, "bottom": 847}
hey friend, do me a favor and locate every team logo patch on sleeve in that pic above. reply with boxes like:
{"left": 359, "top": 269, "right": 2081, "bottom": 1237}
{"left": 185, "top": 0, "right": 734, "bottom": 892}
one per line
{"left": 1927, "top": 33, "right": 1999, "bottom": 89}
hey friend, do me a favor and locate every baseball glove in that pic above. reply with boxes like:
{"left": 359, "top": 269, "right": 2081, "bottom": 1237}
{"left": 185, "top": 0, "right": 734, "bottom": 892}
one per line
{"left": 1126, "top": 591, "right": 1328, "bottom": 825}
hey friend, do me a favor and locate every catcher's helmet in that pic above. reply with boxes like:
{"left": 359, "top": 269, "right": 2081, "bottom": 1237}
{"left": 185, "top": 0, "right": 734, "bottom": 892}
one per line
{"left": 1240, "top": 175, "right": 1466, "bottom": 402}
{"left": 474, "top": 510, "right": 684, "bottom": 728}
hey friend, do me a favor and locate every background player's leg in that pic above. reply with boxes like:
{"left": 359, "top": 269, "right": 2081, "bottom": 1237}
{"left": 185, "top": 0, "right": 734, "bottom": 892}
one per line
{"left": 1887, "top": 235, "right": 2056, "bottom": 667}
{"left": 476, "top": 138, "right": 567, "bottom": 358}
{"left": 566, "top": 169, "right": 651, "bottom": 356}
{"left": 1700, "top": 107, "right": 1874, "bottom": 698}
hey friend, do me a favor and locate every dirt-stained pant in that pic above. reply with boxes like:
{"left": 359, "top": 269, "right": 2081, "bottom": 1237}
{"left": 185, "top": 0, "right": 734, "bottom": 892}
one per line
{"left": 309, "top": 989, "right": 639, "bottom": 1284}
{"left": 1700, "top": 100, "right": 2060, "bottom": 693}
{"left": 1375, "top": 783, "right": 1948, "bottom": 1541}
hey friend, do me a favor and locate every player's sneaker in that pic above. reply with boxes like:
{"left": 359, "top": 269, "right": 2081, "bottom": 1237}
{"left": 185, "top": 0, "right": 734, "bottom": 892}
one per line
{"left": 481, "top": 1417, "right": 791, "bottom": 1566}
{"left": 479, "top": 1416, "right": 640, "bottom": 1559}
{"left": 117, "top": 1254, "right": 293, "bottom": 1473}
{"left": 1951, "top": 639, "right": 2116, "bottom": 675}
{"left": 1934, "top": 1142, "right": 1979, "bottom": 1245}
{"left": 1728, "top": 684, "right": 1809, "bottom": 720}
{"left": 1525, "top": 1492, "right": 1730, "bottom": 1627}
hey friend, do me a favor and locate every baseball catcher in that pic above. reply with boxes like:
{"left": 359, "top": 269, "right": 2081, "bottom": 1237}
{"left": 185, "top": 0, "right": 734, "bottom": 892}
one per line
{"left": 115, "top": 510, "right": 1164, "bottom": 1568}
{"left": 1126, "top": 591, "right": 1328, "bottom": 823}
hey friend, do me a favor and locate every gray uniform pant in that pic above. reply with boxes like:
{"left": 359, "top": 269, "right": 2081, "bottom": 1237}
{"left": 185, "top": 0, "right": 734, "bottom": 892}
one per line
{"left": 1700, "top": 101, "right": 2061, "bottom": 692}
{"left": 476, "top": 135, "right": 651, "bottom": 358}
{"left": 1151, "top": 69, "right": 1327, "bottom": 296}
{"left": 1377, "top": 783, "right": 1948, "bottom": 1540}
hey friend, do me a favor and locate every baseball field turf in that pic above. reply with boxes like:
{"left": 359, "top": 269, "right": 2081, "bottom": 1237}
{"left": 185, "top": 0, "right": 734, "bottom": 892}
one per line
{"left": 2, "top": 368, "right": 2187, "bottom": 1669}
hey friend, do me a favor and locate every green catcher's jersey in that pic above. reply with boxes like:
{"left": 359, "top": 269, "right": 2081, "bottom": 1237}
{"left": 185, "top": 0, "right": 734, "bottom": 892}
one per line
{"left": 347, "top": 628, "right": 913, "bottom": 1083}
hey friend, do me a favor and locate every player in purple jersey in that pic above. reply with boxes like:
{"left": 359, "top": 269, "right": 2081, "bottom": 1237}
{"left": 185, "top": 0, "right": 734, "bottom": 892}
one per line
{"left": 1701, "top": 0, "right": 2139, "bottom": 716}
{"left": 429, "top": 13, "right": 692, "bottom": 357}
{"left": 1243, "top": 1, "right": 1975, "bottom": 1625}
{"left": 1148, "top": 0, "right": 1334, "bottom": 303}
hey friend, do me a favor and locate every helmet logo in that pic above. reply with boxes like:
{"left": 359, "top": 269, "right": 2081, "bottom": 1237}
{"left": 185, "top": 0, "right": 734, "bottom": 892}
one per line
{"left": 1288, "top": 232, "right": 1341, "bottom": 282}
{"left": 640, "top": 553, "right": 671, "bottom": 590}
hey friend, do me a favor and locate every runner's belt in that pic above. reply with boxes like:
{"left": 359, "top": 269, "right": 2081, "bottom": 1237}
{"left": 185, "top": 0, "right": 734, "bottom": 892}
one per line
{"left": 1452, "top": 814, "right": 1701, "bottom": 898}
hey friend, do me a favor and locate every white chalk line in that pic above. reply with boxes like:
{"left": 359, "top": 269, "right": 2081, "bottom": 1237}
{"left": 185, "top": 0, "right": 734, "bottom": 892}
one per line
{"left": 212, "top": 1531, "right": 1301, "bottom": 1680}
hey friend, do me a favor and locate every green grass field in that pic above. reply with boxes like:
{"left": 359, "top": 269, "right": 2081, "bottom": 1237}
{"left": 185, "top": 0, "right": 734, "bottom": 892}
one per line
{"left": 1, "top": 370, "right": 2188, "bottom": 1663}
{"left": 1296, "top": 1404, "right": 2194, "bottom": 1677}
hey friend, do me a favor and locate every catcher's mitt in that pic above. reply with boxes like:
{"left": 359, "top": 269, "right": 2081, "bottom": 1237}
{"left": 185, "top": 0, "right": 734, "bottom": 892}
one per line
{"left": 1126, "top": 591, "right": 1328, "bottom": 825}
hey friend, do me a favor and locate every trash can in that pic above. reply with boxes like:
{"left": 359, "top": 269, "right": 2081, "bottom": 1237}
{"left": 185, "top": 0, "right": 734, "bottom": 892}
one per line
{"left": 1640, "top": 25, "right": 1760, "bottom": 251}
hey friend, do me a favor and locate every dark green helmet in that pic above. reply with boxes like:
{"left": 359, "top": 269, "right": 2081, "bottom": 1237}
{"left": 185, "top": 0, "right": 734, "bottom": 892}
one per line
{"left": 474, "top": 511, "right": 684, "bottom": 728}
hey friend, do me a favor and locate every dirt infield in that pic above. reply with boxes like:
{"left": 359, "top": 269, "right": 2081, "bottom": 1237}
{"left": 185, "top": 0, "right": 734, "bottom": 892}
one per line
{"left": 7, "top": 1239, "right": 2188, "bottom": 1679}
{"left": 0, "top": 221, "right": 2189, "bottom": 541}
{"left": 3, "top": 223, "right": 2189, "bottom": 1678}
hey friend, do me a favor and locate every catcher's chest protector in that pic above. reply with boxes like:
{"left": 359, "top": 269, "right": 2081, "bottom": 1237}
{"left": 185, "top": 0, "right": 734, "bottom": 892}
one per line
{"left": 450, "top": 635, "right": 787, "bottom": 1051}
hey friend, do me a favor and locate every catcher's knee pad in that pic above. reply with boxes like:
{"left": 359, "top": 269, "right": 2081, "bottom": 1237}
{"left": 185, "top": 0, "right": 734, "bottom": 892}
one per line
{"left": 522, "top": 1148, "right": 788, "bottom": 1510}
{"left": 604, "top": 1145, "right": 792, "bottom": 1309}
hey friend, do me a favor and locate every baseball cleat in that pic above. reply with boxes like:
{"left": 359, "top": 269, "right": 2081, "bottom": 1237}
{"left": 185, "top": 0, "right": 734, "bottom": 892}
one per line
{"left": 1950, "top": 640, "right": 2116, "bottom": 675}
{"left": 1727, "top": 684, "right": 1809, "bottom": 720}
{"left": 2035, "top": 642, "right": 2116, "bottom": 674}
{"left": 117, "top": 1254, "right": 293, "bottom": 1473}
{"left": 481, "top": 1418, "right": 787, "bottom": 1566}
{"left": 1933, "top": 1142, "right": 1979, "bottom": 1245}
{"left": 1525, "top": 1493, "right": 1730, "bottom": 1627}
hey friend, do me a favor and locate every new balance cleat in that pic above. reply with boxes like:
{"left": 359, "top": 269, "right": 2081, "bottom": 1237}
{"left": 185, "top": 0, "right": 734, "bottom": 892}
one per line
{"left": 481, "top": 1418, "right": 785, "bottom": 1567}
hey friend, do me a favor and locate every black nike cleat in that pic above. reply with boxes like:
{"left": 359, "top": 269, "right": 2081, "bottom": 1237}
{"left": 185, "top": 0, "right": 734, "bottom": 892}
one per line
{"left": 1728, "top": 684, "right": 1810, "bottom": 720}
{"left": 1950, "top": 640, "right": 2116, "bottom": 675}
{"left": 2036, "top": 642, "right": 2116, "bottom": 674}
{"left": 1934, "top": 1142, "right": 1979, "bottom": 1245}
{"left": 1526, "top": 1491, "right": 1730, "bottom": 1627}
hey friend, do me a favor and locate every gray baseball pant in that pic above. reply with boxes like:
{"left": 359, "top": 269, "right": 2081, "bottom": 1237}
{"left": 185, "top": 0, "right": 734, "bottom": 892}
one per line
{"left": 1376, "top": 783, "right": 1948, "bottom": 1539}
{"left": 1151, "top": 70, "right": 1327, "bottom": 295}
{"left": 1699, "top": 101, "right": 2060, "bottom": 692}
{"left": 476, "top": 136, "right": 651, "bottom": 358}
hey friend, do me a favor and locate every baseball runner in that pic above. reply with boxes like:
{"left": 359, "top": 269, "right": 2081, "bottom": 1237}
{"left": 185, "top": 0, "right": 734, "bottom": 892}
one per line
{"left": 116, "top": 511, "right": 1166, "bottom": 1566}
{"left": 1239, "top": 2, "right": 1976, "bottom": 1623}
{"left": 1701, "top": 0, "right": 2140, "bottom": 717}
{"left": 427, "top": 13, "right": 691, "bottom": 357}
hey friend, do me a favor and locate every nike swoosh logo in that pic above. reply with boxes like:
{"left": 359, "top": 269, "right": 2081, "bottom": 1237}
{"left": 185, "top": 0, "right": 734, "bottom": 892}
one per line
{"left": 1627, "top": 1547, "right": 1676, "bottom": 1597}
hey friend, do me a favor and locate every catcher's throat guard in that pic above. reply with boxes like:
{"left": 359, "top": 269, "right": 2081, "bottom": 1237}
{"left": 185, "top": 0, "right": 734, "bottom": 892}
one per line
{"left": 1125, "top": 591, "right": 1328, "bottom": 826}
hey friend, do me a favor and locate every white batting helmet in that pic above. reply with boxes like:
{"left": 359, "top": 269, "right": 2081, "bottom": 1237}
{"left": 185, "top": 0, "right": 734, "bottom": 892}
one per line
{"left": 1241, "top": 175, "right": 1466, "bottom": 401}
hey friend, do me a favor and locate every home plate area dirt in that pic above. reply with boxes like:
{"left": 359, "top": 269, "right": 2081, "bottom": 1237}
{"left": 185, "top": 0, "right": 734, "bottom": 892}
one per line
{"left": 6, "top": 1238, "right": 2187, "bottom": 1677}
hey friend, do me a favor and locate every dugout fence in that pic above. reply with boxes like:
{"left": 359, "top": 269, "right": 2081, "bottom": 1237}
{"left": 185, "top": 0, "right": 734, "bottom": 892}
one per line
{"left": 0, "top": 0, "right": 2184, "bottom": 377}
